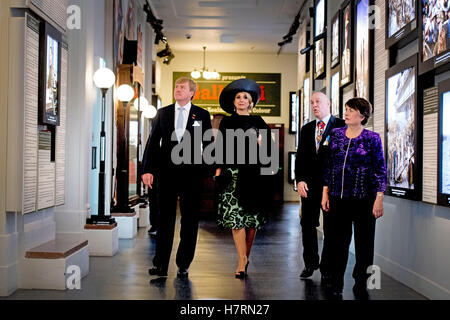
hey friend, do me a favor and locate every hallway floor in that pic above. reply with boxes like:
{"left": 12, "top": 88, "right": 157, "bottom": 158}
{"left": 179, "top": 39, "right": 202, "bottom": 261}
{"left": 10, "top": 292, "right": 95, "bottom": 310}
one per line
{"left": 4, "top": 203, "right": 426, "bottom": 300}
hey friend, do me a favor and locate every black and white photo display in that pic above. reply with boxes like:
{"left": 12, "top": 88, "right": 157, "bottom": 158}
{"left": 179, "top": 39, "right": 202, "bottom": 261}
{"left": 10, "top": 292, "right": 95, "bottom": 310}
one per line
{"left": 356, "top": 0, "right": 371, "bottom": 101}
{"left": 441, "top": 91, "right": 450, "bottom": 196}
{"left": 314, "top": 38, "right": 326, "bottom": 79}
{"left": 386, "top": 55, "right": 418, "bottom": 199}
{"left": 315, "top": 0, "right": 326, "bottom": 36}
{"left": 331, "top": 71, "right": 340, "bottom": 117}
{"left": 303, "top": 78, "right": 311, "bottom": 125}
{"left": 45, "top": 35, "right": 59, "bottom": 118}
{"left": 289, "top": 91, "right": 299, "bottom": 134}
{"left": 438, "top": 78, "right": 450, "bottom": 207}
{"left": 39, "top": 21, "right": 61, "bottom": 126}
{"left": 388, "top": 0, "right": 416, "bottom": 38}
{"left": 341, "top": 0, "right": 353, "bottom": 86}
{"left": 331, "top": 12, "right": 340, "bottom": 68}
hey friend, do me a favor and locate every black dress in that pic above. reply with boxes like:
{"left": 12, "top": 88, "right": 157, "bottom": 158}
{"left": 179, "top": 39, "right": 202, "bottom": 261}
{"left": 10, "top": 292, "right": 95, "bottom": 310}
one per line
{"left": 216, "top": 113, "right": 270, "bottom": 230}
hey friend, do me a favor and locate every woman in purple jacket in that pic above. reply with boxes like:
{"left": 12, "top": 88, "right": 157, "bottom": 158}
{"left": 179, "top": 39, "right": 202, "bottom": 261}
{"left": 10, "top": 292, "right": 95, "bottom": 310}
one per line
{"left": 321, "top": 98, "right": 387, "bottom": 298}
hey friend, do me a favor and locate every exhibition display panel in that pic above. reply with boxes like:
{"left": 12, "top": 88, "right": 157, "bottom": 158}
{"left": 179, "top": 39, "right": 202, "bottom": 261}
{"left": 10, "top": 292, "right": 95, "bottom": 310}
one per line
{"left": 385, "top": 54, "right": 421, "bottom": 200}
{"left": 438, "top": 78, "right": 450, "bottom": 207}
{"left": 385, "top": 0, "right": 418, "bottom": 49}
{"left": 419, "top": 0, "right": 450, "bottom": 74}
{"left": 355, "top": 0, "right": 374, "bottom": 103}
{"left": 340, "top": 0, "right": 354, "bottom": 87}
{"left": 331, "top": 11, "right": 340, "bottom": 69}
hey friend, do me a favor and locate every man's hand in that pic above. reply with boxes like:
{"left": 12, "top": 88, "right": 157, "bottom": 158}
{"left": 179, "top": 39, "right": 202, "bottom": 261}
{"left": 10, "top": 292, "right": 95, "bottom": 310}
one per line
{"left": 142, "top": 173, "right": 154, "bottom": 189}
{"left": 297, "top": 181, "right": 309, "bottom": 198}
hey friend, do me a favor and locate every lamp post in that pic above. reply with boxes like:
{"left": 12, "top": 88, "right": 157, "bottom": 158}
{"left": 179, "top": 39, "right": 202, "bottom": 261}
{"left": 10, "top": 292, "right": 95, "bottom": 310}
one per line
{"left": 114, "top": 84, "right": 135, "bottom": 213}
{"left": 87, "top": 67, "right": 116, "bottom": 225}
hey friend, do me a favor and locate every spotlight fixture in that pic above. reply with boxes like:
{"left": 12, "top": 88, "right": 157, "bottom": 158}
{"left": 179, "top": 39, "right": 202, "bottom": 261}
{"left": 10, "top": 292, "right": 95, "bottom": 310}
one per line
{"left": 157, "top": 44, "right": 175, "bottom": 65}
{"left": 277, "top": 9, "right": 301, "bottom": 53}
{"left": 157, "top": 44, "right": 172, "bottom": 58}
{"left": 144, "top": 1, "right": 168, "bottom": 46}
{"left": 278, "top": 37, "right": 293, "bottom": 47}
{"left": 163, "top": 53, "right": 175, "bottom": 65}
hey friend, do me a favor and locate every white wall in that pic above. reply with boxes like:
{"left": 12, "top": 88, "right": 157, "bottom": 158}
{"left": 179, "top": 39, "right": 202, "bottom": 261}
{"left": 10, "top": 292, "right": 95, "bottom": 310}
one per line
{"left": 0, "top": 0, "right": 15, "bottom": 296}
{"left": 54, "top": 0, "right": 106, "bottom": 234}
{"left": 157, "top": 51, "right": 300, "bottom": 201}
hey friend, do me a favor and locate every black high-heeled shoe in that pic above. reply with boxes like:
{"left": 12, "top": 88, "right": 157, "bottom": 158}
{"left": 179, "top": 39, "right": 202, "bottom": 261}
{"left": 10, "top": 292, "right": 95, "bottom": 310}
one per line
{"left": 235, "top": 271, "right": 246, "bottom": 279}
{"left": 245, "top": 261, "right": 249, "bottom": 274}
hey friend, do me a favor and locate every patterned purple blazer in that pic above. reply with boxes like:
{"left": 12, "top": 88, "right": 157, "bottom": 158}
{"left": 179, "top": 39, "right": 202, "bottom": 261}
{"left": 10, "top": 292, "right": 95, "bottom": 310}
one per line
{"left": 323, "top": 127, "right": 387, "bottom": 199}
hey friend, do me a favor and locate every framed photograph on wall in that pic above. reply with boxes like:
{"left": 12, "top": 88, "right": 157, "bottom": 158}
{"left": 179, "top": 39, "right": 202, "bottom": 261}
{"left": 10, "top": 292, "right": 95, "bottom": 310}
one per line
{"left": 386, "top": 0, "right": 418, "bottom": 49}
{"left": 302, "top": 76, "right": 312, "bottom": 125}
{"left": 331, "top": 70, "right": 341, "bottom": 117}
{"left": 315, "top": 0, "right": 327, "bottom": 37}
{"left": 355, "top": 0, "right": 373, "bottom": 102}
{"left": 288, "top": 152, "right": 297, "bottom": 184}
{"left": 419, "top": 0, "right": 450, "bottom": 75}
{"left": 331, "top": 11, "right": 340, "bottom": 68}
{"left": 314, "top": 38, "right": 326, "bottom": 79}
{"left": 438, "top": 78, "right": 450, "bottom": 207}
{"left": 289, "top": 91, "right": 299, "bottom": 134}
{"left": 340, "top": 0, "right": 354, "bottom": 87}
{"left": 385, "top": 54, "right": 421, "bottom": 200}
{"left": 39, "top": 21, "right": 62, "bottom": 126}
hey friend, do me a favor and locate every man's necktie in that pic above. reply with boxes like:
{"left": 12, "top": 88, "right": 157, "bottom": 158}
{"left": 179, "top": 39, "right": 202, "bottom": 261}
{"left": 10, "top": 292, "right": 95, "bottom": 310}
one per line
{"left": 176, "top": 107, "right": 185, "bottom": 142}
{"left": 316, "top": 120, "right": 326, "bottom": 151}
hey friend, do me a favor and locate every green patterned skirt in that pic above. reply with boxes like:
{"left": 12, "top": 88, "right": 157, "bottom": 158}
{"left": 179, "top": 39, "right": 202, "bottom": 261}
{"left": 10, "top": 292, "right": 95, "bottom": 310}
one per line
{"left": 217, "top": 168, "right": 266, "bottom": 230}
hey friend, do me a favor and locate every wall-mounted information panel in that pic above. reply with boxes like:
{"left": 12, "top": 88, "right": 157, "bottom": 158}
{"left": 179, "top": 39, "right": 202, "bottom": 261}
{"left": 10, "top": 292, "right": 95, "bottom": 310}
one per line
{"left": 7, "top": 12, "right": 67, "bottom": 215}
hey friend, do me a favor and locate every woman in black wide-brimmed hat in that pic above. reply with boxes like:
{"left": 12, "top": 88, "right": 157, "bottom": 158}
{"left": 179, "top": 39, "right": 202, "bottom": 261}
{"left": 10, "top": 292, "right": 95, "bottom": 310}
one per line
{"left": 214, "top": 78, "right": 271, "bottom": 279}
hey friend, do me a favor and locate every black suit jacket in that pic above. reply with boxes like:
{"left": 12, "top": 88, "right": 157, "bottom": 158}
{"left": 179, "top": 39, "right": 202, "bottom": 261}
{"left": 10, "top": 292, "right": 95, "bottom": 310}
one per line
{"left": 142, "top": 103, "right": 213, "bottom": 176}
{"left": 295, "top": 116, "right": 346, "bottom": 189}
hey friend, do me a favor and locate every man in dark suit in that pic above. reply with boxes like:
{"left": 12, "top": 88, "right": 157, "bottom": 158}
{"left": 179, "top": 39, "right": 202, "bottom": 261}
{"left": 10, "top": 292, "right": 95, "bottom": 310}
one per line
{"left": 142, "top": 77, "right": 212, "bottom": 278}
{"left": 295, "top": 92, "right": 345, "bottom": 282}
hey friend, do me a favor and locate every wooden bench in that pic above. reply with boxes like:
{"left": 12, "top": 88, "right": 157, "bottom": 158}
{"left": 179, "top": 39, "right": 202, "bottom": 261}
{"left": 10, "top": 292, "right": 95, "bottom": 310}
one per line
{"left": 84, "top": 223, "right": 119, "bottom": 257}
{"left": 20, "top": 234, "right": 89, "bottom": 290}
{"left": 112, "top": 208, "right": 138, "bottom": 239}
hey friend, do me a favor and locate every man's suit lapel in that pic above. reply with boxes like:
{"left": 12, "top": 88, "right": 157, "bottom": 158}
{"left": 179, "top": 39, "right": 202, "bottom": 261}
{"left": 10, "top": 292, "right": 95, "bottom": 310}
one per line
{"left": 322, "top": 116, "right": 335, "bottom": 140}
{"left": 185, "top": 105, "right": 196, "bottom": 135}
{"left": 166, "top": 104, "right": 175, "bottom": 134}
{"left": 308, "top": 121, "right": 317, "bottom": 154}
{"left": 318, "top": 116, "right": 336, "bottom": 151}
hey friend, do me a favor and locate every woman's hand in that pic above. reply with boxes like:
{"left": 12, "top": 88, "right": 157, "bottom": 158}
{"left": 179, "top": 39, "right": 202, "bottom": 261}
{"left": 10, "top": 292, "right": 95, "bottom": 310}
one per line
{"left": 215, "top": 168, "right": 222, "bottom": 177}
{"left": 321, "top": 187, "right": 330, "bottom": 212}
{"left": 373, "top": 196, "right": 384, "bottom": 219}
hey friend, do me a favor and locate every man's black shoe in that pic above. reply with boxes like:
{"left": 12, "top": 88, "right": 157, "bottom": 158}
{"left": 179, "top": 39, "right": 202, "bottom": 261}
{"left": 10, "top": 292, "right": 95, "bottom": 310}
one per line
{"left": 148, "top": 227, "right": 157, "bottom": 236}
{"left": 177, "top": 268, "right": 189, "bottom": 278}
{"left": 353, "top": 283, "right": 369, "bottom": 300}
{"left": 300, "top": 266, "right": 318, "bottom": 279}
{"left": 320, "top": 273, "right": 333, "bottom": 287}
{"left": 331, "top": 290, "right": 343, "bottom": 299}
{"left": 148, "top": 267, "right": 167, "bottom": 277}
